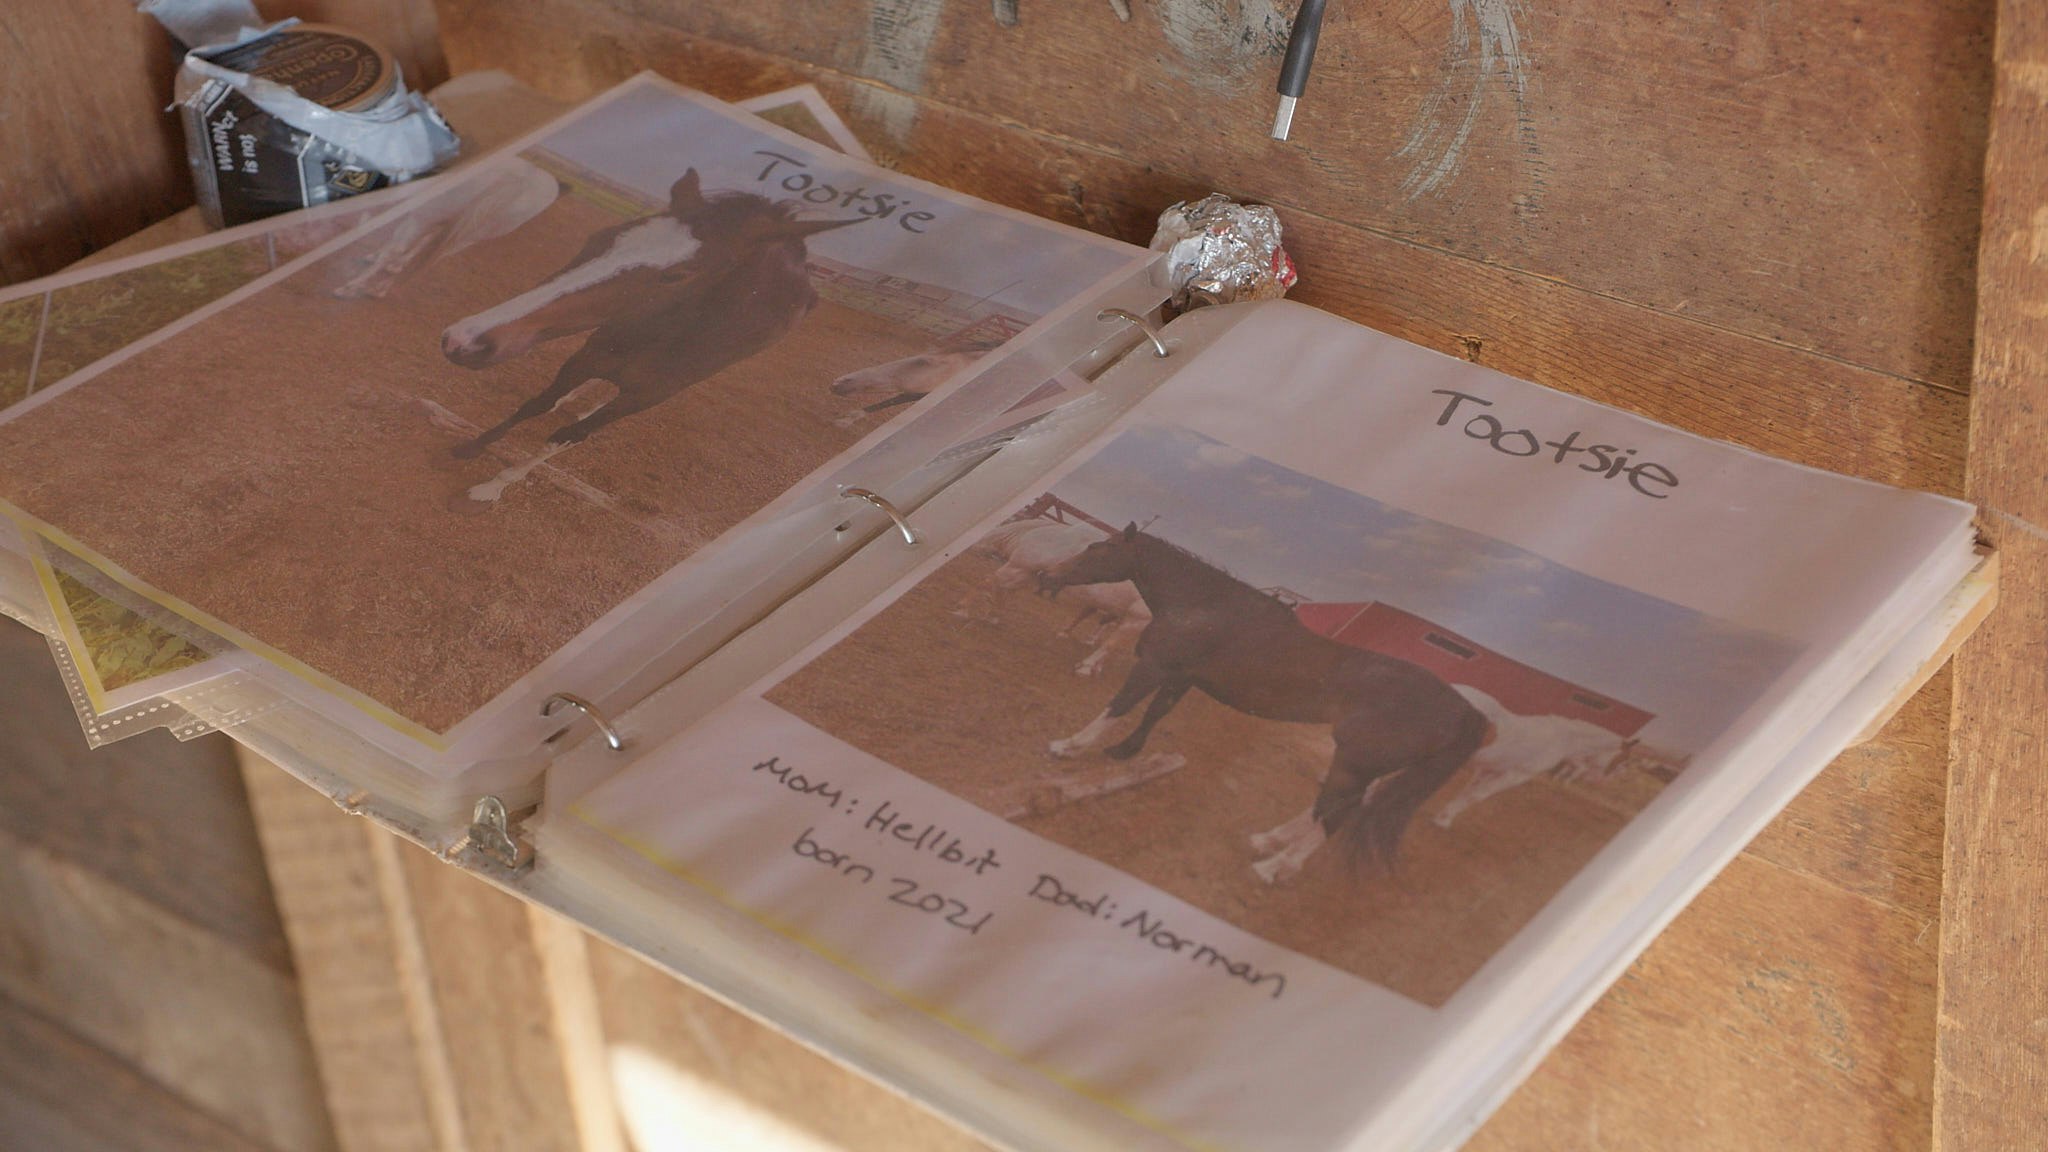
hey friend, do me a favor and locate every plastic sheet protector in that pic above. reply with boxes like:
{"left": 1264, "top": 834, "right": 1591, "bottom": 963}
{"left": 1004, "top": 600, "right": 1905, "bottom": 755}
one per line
{"left": 564, "top": 303, "right": 1976, "bottom": 1152}
{"left": 0, "top": 75, "right": 1155, "bottom": 770}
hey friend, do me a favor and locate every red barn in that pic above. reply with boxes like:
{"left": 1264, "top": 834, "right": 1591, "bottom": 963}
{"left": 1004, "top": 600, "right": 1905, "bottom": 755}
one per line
{"left": 1294, "top": 601, "right": 1653, "bottom": 738}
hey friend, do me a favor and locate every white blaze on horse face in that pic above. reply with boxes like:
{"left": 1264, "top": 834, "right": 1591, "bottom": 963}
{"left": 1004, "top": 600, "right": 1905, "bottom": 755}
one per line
{"left": 441, "top": 215, "right": 703, "bottom": 361}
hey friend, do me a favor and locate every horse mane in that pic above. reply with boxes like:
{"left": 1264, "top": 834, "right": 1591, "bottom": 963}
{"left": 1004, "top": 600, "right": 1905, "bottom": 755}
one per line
{"left": 700, "top": 188, "right": 783, "bottom": 211}
{"left": 1133, "top": 531, "right": 1298, "bottom": 621}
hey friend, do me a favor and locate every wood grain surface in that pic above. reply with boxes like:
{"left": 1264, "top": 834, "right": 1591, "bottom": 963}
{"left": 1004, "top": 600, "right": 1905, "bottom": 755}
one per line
{"left": 1937, "top": 0, "right": 2048, "bottom": 1146}
{"left": 0, "top": 992, "right": 282, "bottom": 1152}
{"left": 437, "top": 0, "right": 1991, "bottom": 391}
{"left": 0, "top": 614, "right": 336, "bottom": 1152}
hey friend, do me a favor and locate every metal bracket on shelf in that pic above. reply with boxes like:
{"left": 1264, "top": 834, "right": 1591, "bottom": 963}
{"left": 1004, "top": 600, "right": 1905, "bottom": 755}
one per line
{"left": 458, "top": 794, "right": 534, "bottom": 874}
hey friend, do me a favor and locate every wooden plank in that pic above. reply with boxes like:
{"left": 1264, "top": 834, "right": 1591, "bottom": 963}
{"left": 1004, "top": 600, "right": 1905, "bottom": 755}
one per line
{"left": 0, "top": 992, "right": 283, "bottom": 1152}
{"left": 1470, "top": 850, "right": 1940, "bottom": 1151}
{"left": 239, "top": 753, "right": 448, "bottom": 1152}
{"left": 584, "top": 935, "right": 991, "bottom": 1152}
{"left": 0, "top": 617, "right": 293, "bottom": 971}
{"left": 437, "top": 0, "right": 1991, "bottom": 391}
{"left": 1748, "top": 679, "right": 1952, "bottom": 915}
{"left": 0, "top": 0, "right": 187, "bottom": 285}
{"left": 432, "top": 0, "right": 1971, "bottom": 497}
{"left": 527, "top": 906, "right": 631, "bottom": 1152}
{"left": 0, "top": 823, "right": 337, "bottom": 1152}
{"left": 1936, "top": 0, "right": 2048, "bottom": 1145}
{"left": 392, "top": 835, "right": 587, "bottom": 1152}
{"left": 241, "top": 748, "right": 587, "bottom": 1152}
{"left": 0, "top": 0, "right": 184, "bottom": 284}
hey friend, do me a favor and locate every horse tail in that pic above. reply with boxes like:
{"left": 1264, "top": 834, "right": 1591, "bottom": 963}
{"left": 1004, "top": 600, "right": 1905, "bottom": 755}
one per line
{"left": 1320, "top": 703, "right": 1489, "bottom": 870}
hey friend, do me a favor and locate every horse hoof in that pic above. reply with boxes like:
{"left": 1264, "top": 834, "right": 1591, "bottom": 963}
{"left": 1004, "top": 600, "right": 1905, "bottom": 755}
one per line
{"left": 1073, "top": 663, "right": 1098, "bottom": 678}
{"left": 444, "top": 491, "right": 495, "bottom": 516}
{"left": 1048, "top": 740, "right": 1082, "bottom": 759}
{"left": 1251, "top": 858, "right": 1291, "bottom": 886}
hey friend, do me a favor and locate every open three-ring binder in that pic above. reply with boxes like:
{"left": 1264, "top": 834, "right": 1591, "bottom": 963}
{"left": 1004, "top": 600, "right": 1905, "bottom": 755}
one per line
{"left": 0, "top": 74, "right": 1996, "bottom": 1152}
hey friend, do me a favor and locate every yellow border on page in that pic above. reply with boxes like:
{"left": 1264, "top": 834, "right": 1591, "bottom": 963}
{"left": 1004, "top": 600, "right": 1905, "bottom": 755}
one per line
{"left": 24, "top": 536, "right": 119, "bottom": 714}
{"left": 575, "top": 808, "right": 1236, "bottom": 1152}
{"left": 4, "top": 503, "right": 452, "bottom": 750}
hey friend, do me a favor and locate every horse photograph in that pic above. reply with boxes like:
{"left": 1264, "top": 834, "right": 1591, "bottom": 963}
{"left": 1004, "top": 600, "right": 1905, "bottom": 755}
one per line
{"left": 952, "top": 517, "right": 1150, "bottom": 677}
{"left": 766, "top": 422, "right": 1794, "bottom": 1005}
{"left": 0, "top": 84, "right": 1142, "bottom": 735}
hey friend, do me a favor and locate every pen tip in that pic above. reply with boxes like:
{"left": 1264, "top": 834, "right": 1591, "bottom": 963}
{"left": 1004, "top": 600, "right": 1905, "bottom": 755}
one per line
{"left": 1270, "top": 95, "right": 1297, "bottom": 142}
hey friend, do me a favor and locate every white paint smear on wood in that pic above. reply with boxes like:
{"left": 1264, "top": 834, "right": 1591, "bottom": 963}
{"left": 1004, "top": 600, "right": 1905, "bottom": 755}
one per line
{"left": 856, "top": 0, "right": 946, "bottom": 147}
{"left": 1397, "top": 0, "right": 1539, "bottom": 201}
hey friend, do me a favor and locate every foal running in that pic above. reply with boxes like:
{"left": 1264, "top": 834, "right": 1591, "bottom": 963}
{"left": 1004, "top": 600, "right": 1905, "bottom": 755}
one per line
{"left": 439, "top": 169, "right": 864, "bottom": 503}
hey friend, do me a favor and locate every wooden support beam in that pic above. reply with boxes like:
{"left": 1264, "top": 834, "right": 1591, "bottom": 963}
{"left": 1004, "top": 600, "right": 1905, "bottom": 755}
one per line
{"left": 1936, "top": 1, "right": 2048, "bottom": 1146}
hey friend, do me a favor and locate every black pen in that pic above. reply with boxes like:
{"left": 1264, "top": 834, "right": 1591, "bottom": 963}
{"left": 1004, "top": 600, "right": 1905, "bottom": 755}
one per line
{"left": 1271, "top": 0, "right": 1330, "bottom": 141}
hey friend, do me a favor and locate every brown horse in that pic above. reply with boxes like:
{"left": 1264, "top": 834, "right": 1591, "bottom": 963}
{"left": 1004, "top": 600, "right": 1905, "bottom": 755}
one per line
{"left": 439, "top": 169, "right": 864, "bottom": 503}
{"left": 1041, "top": 524, "right": 1487, "bottom": 872}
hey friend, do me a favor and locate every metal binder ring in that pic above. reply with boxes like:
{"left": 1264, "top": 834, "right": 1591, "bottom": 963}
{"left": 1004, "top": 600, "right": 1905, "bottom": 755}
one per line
{"left": 1097, "top": 308, "right": 1170, "bottom": 358}
{"left": 541, "top": 693, "right": 625, "bottom": 751}
{"left": 841, "top": 487, "right": 919, "bottom": 546}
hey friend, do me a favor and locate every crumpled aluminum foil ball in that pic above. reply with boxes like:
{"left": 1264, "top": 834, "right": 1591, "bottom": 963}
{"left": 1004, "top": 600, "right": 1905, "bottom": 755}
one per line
{"left": 1149, "top": 194, "right": 1299, "bottom": 311}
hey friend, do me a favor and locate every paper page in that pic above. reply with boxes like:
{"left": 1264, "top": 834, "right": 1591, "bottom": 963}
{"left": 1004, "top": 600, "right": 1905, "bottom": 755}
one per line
{"left": 0, "top": 75, "right": 1153, "bottom": 771}
{"left": 564, "top": 301, "right": 1972, "bottom": 1152}
{"left": 0, "top": 84, "right": 871, "bottom": 746}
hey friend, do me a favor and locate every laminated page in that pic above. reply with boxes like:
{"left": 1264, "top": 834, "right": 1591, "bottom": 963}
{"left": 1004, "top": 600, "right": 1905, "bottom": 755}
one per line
{"left": 0, "top": 196, "right": 392, "bottom": 410}
{"left": 0, "top": 82, "right": 865, "bottom": 416}
{"left": 21, "top": 534, "right": 256, "bottom": 743}
{"left": 559, "top": 301, "right": 1974, "bottom": 1152}
{"left": 0, "top": 74, "right": 1156, "bottom": 776}
{"left": 0, "top": 82, "right": 873, "bottom": 751}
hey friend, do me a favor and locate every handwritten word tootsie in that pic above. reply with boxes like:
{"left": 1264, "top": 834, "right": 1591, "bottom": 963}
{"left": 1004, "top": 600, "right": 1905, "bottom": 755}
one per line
{"left": 1431, "top": 389, "right": 1679, "bottom": 499}
{"left": 752, "top": 151, "right": 937, "bottom": 233}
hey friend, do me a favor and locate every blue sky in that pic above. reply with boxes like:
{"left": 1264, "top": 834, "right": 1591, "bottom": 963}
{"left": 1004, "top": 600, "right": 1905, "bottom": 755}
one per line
{"left": 531, "top": 84, "right": 1135, "bottom": 317}
{"left": 1044, "top": 424, "right": 1800, "bottom": 753}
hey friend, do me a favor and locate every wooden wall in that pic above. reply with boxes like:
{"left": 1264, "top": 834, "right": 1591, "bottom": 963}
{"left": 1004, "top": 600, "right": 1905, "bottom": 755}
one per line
{"left": 0, "top": 0, "right": 447, "bottom": 285}
{"left": 0, "top": 617, "right": 337, "bottom": 1152}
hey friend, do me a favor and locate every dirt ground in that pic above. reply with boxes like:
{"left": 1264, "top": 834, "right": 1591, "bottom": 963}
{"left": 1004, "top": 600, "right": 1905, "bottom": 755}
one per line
{"left": 769, "top": 550, "right": 1668, "bottom": 1007}
{"left": 0, "top": 192, "right": 932, "bottom": 732}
